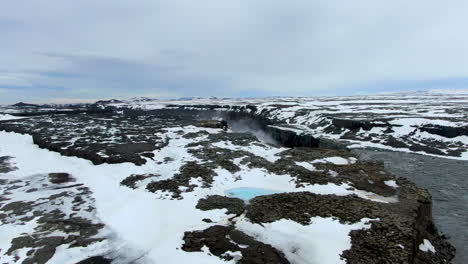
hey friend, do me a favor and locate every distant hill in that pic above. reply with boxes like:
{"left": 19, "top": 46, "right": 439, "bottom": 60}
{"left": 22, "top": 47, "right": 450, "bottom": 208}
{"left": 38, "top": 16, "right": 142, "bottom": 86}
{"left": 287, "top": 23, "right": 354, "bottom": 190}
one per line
{"left": 128, "top": 97, "right": 156, "bottom": 102}
{"left": 12, "top": 102, "right": 39, "bottom": 107}
{"left": 94, "top": 99, "right": 123, "bottom": 104}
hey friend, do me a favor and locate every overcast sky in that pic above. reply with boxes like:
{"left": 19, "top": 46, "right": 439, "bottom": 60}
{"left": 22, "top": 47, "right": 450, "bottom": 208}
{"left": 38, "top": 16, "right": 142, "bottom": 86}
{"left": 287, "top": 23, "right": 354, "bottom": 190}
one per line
{"left": 1, "top": 0, "right": 468, "bottom": 104}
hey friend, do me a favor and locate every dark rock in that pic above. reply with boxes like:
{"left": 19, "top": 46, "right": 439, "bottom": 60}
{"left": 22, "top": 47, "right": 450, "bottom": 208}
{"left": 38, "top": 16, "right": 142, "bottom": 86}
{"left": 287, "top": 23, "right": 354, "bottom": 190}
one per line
{"left": 48, "top": 173, "right": 75, "bottom": 184}
{"left": 0, "top": 156, "right": 17, "bottom": 173}
{"left": 244, "top": 188, "right": 455, "bottom": 264}
{"left": 196, "top": 195, "right": 245, "bottom": 215}
{"left": 332, "top": 118, "right": 389, "bottom": 131}
{"left": 313, "top": 160, "right": 397, "bottom": 197}
{"left": 12, "top": 102, "right": 39, "bottom": 107}
{"left": 246, "top": 192, "right": 382, "bottom": 224}
{"left": 409, "top": 143, "right": 445, "bottom": 156}
{"left": 385, "top": 136, "right": 410, "bottom": 149}
{"left": 147, "top": 162, "right": 216, "bottom": 198}
{"left": 194, "top": 120, "right": 228, "bottom": 130}
{"left": 182, "top": 225, "right": 289, "bottom": 264}
{"left": 266, "top": 126, "right": 319, "bottom": 148}
{"left": 317, "top": 137, "right": 349, "bottom": 150}
{"left": 419, "top": 124, "right": 468, "bottom": 138}
{"left": 95, "top": 99, "right": 123, "bottom": 105}
{"left": 1, "top": 201, "right": 36, "bottom": 218}
{"left": 7, "top": 236, "right": 64, "bottom": 264}
{"left": 1, "top": 175, "right": 108, "bottom": 264}
{"left": 120, "top": 174, "right": 158, "bottom": 189}
{"left": 75, "top": 256, "right": 112, "bottom": 264}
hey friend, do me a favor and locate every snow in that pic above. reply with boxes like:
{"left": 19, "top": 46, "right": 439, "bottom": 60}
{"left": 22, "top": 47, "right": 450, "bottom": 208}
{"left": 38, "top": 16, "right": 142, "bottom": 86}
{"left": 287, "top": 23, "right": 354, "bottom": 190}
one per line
{"left": 97, "top": 93, "right": 468, "bottom": 160}
{"left": 211, "top": 141, "right": 286, "bottom": 163}
{"left": 268, "top": 125, "right": 305, "bottom": 134}
{"left": 312, "top": 157, "right": 352, "bottom": 165}
{"left": 1, "top": 93, "right": 463, "bottom": 262}
{"left": 0, "top": 219, "right": 38, "bottom": 263}
{"left": 0, "top": 171, "right": 122, "bottom": 263}
{"left": 209, "top": 166, "right": 397, "bottom": 204}
{"left": 0, "top": 114, "right": 27, "bottom": 121}
{"left": 0, "top": 131, "right": 230, "bottom": 263}
{"left": 295, "top": 161, "right": 316, "bottom": 171}
{"left": 3, "top": 127, "right": 384, "bottom": 263}
{"left": 236, "top": 216, "right": 376, "bottom": 264}
{"left": 347, "top": 139, "right": 468, "bottom": 161}
{"left": 47, "top": 241, "right": 115, "bottom": 264}
{"left": 419, "top": 239, "right": 436, "bottom": 253}
{"left": 384, "top": 180, "right": 399, "bottom": 188}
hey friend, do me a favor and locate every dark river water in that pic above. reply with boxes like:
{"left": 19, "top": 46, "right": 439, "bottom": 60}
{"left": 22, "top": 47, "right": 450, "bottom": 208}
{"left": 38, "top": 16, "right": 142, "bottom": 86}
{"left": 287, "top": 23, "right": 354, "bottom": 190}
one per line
{"left": 353, "top": 149, "right": 468, "bottom": 264}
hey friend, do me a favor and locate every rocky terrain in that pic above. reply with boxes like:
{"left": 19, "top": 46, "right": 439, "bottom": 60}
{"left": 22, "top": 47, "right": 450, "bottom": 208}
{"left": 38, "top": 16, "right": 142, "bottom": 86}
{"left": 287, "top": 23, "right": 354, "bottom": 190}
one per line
{"left": 0, "top": 168, "right": 115, "bottom": 263}
{"left": 0, "top": 94, "right": 463, "bottom": 263}
{"left": 101, "top": 93, "right": 468, "bottom": 159}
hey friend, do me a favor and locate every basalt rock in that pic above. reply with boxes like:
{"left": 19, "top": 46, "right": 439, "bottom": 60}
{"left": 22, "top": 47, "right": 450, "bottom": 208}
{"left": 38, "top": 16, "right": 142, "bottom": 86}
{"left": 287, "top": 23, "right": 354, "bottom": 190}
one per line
{"left": 245, "top": 185, "right": 455, "bottom": 264}
{"left": 265, "top": 126, "right": 319, "bottom": 148}
{"left": 182, "top": 225, "right": 290, "bottom": 264}
{"left": 120, "top": 174, "right": 158, "bottom": 189}
{"left": 194, "top": 120, "right": 228, "bottom": 130}
{"left": 246, "top": 192, "right": 382, "bottom": 224}
{"left": 419, "top": 124, "right": 468, "bottom": 138}
{"left": 196, "top": 195, "right": 245, "bottom": 216}
{"left": 1, "top": 174, "right": 108, "bottom": 264}
{"left": 332, "top": 118, "right": 389, "bottom": 131}
{"left": 146, "top": 162, "right": 216, "bottom": 198}
{"left": 48, "top": 173, "right": 75, "bottom": 184}
{"left": 0, "top": 156, "right": 17, "bottom": 173}
{"left": 75, "top": 256, "right": 112, "bottom": 264}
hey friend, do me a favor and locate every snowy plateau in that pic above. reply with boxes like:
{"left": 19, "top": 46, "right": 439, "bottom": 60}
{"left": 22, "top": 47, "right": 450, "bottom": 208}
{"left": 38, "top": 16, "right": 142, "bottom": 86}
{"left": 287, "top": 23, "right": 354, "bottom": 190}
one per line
{"left": 0, "top": 93, "right": 465, "bottom": 264}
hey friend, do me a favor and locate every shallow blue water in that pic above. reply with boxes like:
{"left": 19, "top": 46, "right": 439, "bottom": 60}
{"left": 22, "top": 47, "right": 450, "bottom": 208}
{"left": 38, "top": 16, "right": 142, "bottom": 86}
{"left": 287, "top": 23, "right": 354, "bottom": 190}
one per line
{"left": 224, "top": 187, "right": 279, "bottom": 200}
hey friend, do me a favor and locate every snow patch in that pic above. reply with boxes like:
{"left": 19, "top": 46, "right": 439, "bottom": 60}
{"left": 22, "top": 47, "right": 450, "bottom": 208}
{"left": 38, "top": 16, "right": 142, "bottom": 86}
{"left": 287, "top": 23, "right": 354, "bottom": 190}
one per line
{"left": 384, "top": 180, "right": 398, "bottom": 188}
{"left": 419, "top": 239, "right": 436, "bottom": 253}
{"left": 0, "top": 114, "right": 27, "bottom": 121}
{"left": 237, "top": 217, "right": 376, "bottom": 264}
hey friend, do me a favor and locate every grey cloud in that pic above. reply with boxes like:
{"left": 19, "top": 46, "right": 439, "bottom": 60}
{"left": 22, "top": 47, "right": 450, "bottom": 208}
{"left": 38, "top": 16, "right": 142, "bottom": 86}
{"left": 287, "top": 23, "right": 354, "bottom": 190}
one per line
{"left": 1, "top": 0, "right": 468, "bottom": 103}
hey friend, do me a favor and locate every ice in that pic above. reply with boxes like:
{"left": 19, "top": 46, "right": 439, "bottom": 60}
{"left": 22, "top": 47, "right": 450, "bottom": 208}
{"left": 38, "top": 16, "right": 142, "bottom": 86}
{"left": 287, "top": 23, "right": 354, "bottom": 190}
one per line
{"left": 210, "top": 166, "right": 397, "bottom": 204}
{"left": 225, "top": 187, "right": 279, "bottom": 200}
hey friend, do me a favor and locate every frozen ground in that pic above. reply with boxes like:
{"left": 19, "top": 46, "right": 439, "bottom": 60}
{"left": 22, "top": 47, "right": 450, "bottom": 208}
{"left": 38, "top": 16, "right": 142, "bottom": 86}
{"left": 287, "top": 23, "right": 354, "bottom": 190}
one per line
{"left": 102, "top": 93, "right": 468, "bottom": 159}
{"left": 0, "top": 127, "right": 396, "bottom": 264}
{"left": 0, "top": 95, "right": 460, "bottom": 263}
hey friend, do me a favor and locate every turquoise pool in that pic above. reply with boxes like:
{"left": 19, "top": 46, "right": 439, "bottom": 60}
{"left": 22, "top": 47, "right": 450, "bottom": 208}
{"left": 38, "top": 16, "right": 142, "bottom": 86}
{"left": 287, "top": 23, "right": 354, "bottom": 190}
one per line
{"left": 224, "top": 187, "right": 279, "bottom": 200}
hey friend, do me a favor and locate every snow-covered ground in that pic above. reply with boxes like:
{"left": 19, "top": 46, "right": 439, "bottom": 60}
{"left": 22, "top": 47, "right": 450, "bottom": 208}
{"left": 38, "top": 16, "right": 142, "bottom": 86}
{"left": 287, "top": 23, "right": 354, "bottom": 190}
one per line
{"left": 0, "top": 93, "right": 458, "bottom": 263}
{"left": 1, "top": 124, "right": 399, "bottom": 263}
{"left": 0, "top": 114, "right": 27, "bottom": 121}
{"left": 98, "top": 93, "right": 468, "bottom": 160}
